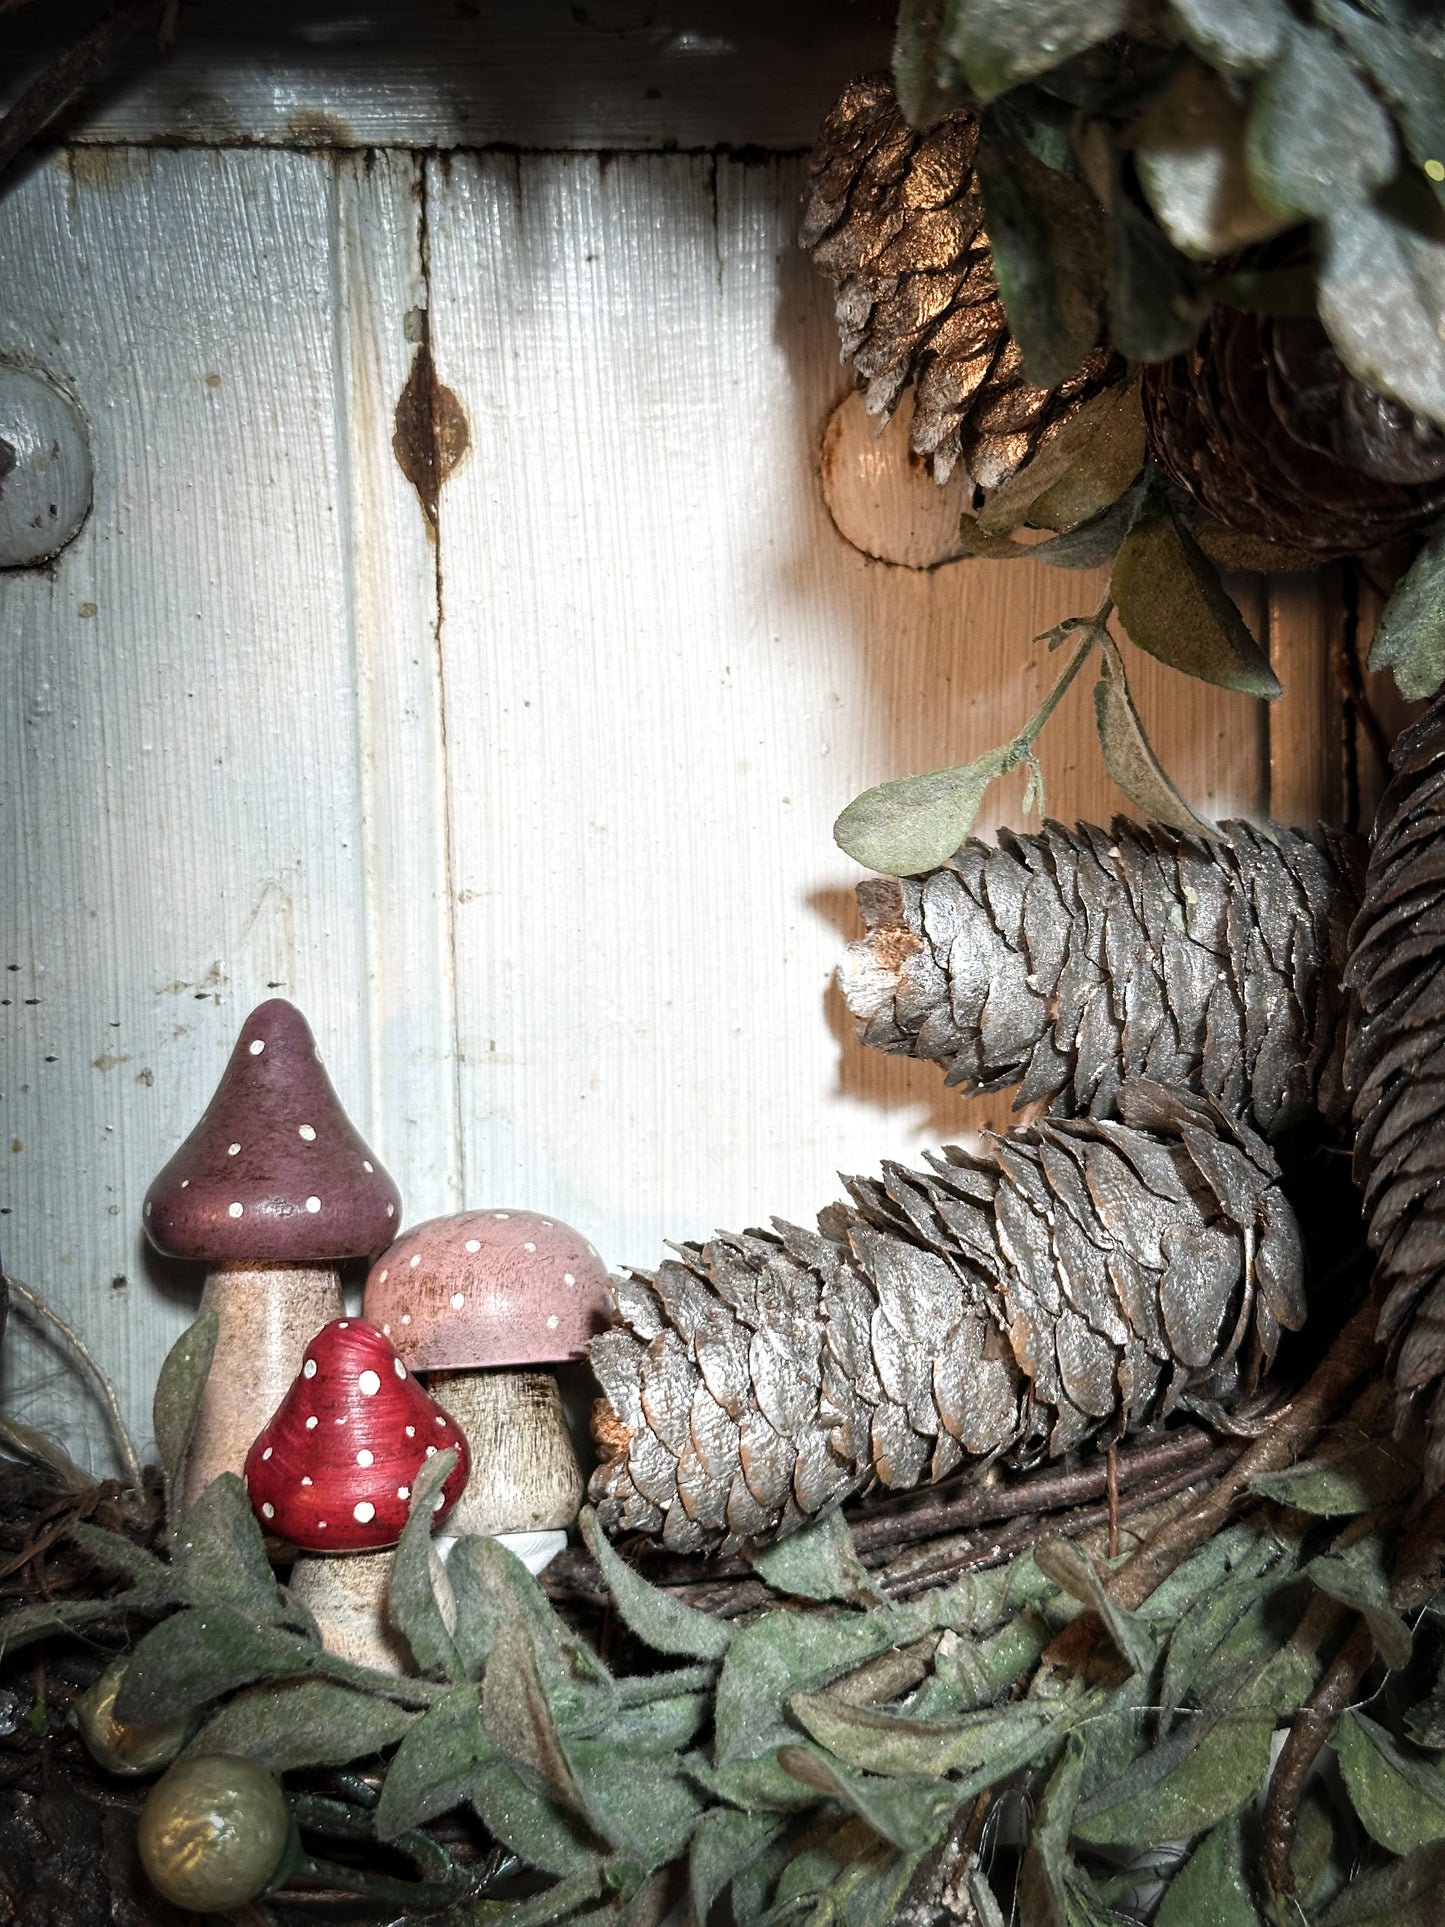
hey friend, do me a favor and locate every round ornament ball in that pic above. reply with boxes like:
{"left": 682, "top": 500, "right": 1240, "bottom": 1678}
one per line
{"left": 138, "top": 1753, "right": 290, "bottom": 1911}
{"left": 74, "top": 1657, "right": 190, "bottom": 1775}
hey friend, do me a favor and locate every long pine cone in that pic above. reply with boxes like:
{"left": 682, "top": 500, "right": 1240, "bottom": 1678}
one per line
{"left": 840, "top": 817, "right": 1365, "bottom": 1140}
{"left": 802, "top": 75, "right": 1118, "bottom": 488}
{"left": 589, "top": 1080, "right": 1303, "bottom": 1552}
{"left": 1346, "top": 692, "right": 1445, "bottom": 1484}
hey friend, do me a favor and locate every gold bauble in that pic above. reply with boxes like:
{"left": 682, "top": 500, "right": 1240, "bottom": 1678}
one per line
{"left": 74, "top": 1658, "right": 191, "bottom": 1775}
{"left": 138, "top": 1753, "right": 290, "bottom": 1911}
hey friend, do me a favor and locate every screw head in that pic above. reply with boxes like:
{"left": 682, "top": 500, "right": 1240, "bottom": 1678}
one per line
{"left": 0, "top": 364, "right": 92, "bottom": 568}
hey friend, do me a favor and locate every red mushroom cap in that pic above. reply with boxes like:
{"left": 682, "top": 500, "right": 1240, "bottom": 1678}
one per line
{"left": 143, "top": 1000, "right": 401, "bottom": 1264}
{"left": 243, "top": 1318, "right": 469, "bottom": 1551}
{"left": 363, "top": 1210, "right": 611, "bottom": 1370}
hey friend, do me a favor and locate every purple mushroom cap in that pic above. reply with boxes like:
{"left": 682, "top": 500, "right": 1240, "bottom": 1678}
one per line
{"left": 143, "top": 999, "right": 401, "bottom": 1264}
{"left": 364, "top": 1209, "right": 612, "bottom": 1370}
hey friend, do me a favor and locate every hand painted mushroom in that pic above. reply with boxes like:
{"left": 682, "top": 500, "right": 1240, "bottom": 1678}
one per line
{"left": 364, "top": 1211, "right": 611, "bottom": 1570}
{"left": 245, "top": 1317, "right": 469, "bottom": 1668}
{"left": 143, "top": 1000, "right": 400, "bottom": 1511}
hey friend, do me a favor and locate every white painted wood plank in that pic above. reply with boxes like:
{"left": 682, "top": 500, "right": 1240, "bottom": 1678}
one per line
{"left": 0, "top": 148, "right": 410, "bottom": 1469}
{"left": 334, "top": 152, "right": 462, "bottom": 1221}
{"left": 425, "top": 152, "right": 1268, "bottom": 1279}
{"left": 4, "top": 0, "right": 890, "bottom": 151}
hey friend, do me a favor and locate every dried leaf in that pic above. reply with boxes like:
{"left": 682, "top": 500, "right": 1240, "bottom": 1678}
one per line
{"left": 1367, "top": 522, "right": 1445, "bottom": 702}
{"left": 834, "top": 746, "right": 1011, "bottom": 877}
{"left": 1093, "top": 636, "right": 1218, "bottom": 834}
{"left": 153, "top": 1309, "right": 218, "bottom": 1528}
{"left": 714, "top": 1599, "right": 934, "bottom": 1764}
{"left": 1033, "top": 1537, "right": 1157, "bottom": 1674}
{"left": 376, "top": 1683, "right": 492, "bottom": 1839}
{"left": 1319, "top": 190, "right": 1445, "bottom": 432}
{"left": 777, "top": 1743, "right": 959, "bottom": 1852}
{"left": 975, "top": 110, "right": 1109, "bottom": 389}
{"left": 388, "top": 1448, "right": 465, "bottom": 1683}
{"left": 1133, "top": 61, "right": 1286, "bottom": 257}
{"left": 1016, "top": 1732, "right": 1087, "bottom": 1927}
{"left": 184, "top": 1675, "right": 416, "bottom": 1772}
{"left": 1245, "top": 23, "right": 1396, "bottom": 220}
{"left": 790, "top": 1689, "right": 1074, "bottom": 1783}
{"left": 1305, "top": 1539, "right": 1413, "bottom": 1672}
{"left": 1319, "top": 1840, "right": 1445, "bottom": 1924}
{"left": 1155, "top": 1816, "right": 1261, "bottom": 1926}
{"left": 1110, "top": 497, "right": 1281, "bottom": 698}
{"left": 1335, "top": 1712, "right": 1445, "bottom": 1856}
{"left": 483, "top": 1610, "right": 588, "bottom": 1815}
{"left": 977, "top": 380, "right": 1144, "bottom": 534}
{"left": 1250, "top": 1435, "right": 1420, "bottom": 1515}
{"left": 581, "top": 1506, "right": 732, "bottom": 1659}
{"left": 115, "top": 1604, "right": 319, "bottom": 1723}
{"left": 170, "top": 1471, "right": 284, "bottom": 1620}
{"left": 748, "top": 1508, "right": 881, "bottom": 1606}
{"left": 939, "top": 0, "right": 1127, "bottom": 103}
{"left": 689, "top": 1808, "right": 785, "bottom": 1926}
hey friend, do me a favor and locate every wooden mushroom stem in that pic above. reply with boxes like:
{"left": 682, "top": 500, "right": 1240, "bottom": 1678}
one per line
{"left": 184, "top": 1264, "right": 344, "bottom": 1512}
{"left": 287, "top": 1541, "right": 454, "bottom": 1673}
{"left": 426, "top": 1368, "right": 583, "bottom": 1536}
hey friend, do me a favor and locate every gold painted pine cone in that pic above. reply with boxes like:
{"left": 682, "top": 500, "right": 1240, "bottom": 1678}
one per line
{"left": 840, "top": 816, "right": 1366, "bottom": 1142}
{"left": 1346, "top": 690, "right": 1445, "bottom": 1485}
{"left": 801, "top": 74, "right": 1119, "bottom": 489}
{"left": 1143, "top": 304, "right": 1445, "bottom": 555}
{"left": 589, "top": 1079, "right": 1303, "bottom": 1553}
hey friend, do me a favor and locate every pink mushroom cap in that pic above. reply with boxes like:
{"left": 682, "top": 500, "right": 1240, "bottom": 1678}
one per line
{"left": 143, "top": 999, "right": 401, "bottom": 1264}
{"left": 363, "top": 1209, "right": 612, "bottom": 1371}
{"left": 244, "top": 1318, "right": 469, "bottom": 1551}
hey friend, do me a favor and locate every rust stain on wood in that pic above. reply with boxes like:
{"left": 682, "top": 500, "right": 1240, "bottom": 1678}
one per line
{"left": 392, "top": 340, "right": 470, "bottom": 529}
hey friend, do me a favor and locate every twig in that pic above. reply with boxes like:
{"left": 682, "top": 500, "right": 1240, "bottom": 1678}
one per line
{"left": 1106, "top": 1296, "right": 1382, "bottom": 1612}
{"left": 0, "top": 0, "right": 168, "bottom": 188}
{"left": 1106, "top": 1444, "right": 1120, "bottom": 1560}
{"left": 2, "top": 1274, "right": 142, "bottom": 1492}
{"left": 1261, "top": 1616, "right": 1374, "bottom": 1896}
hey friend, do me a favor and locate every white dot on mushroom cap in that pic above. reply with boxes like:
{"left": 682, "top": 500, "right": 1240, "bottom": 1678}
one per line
{"left": 144, "top": 1201, "right": 152, "bottom": 1218}
{"left": 405, "top": 1426, "right": 415, "bottom": 1438}
{"left": 318, "top": 1521, "right": 327, "bottom": 1529}
{"left": 227, "top": 1142, "right": 240, "bottom": 1156}
{"left": 306, "top": 1196, "right": 321, "bottom": 1214}
{"left": 386, "top": 1203, "right": 395, "bottom": 1217}
{"left": 378, "top": 1268, "right": 388, "bottom": 1284}
{"left": 303, "top": 1358, "right": 317, "bottom": 1378}
{"left": 397, "top": 1485, "right": 410, "bottom": 1500}
{"left": 180, "top": 1179, "right": 189, "bottom": 1188}
{"left": 363, "top": 1160, "right": 373, "bottom": 1173}
{"left": 435, "top": 1415, "right": 447, "bottom": 1426}
{"left": 354, "top": 1501, "right": 375, "bottom": 1523}
{"left": 494, "top": 1212, "right": 509, "bottom": 1220}
{"left": 356, "top": 1449, "right": 374, "bottom": 1467}
{"left": 262, "top": 1446, "right": 273, "bottom": 1461}
{"left": 338, "top": 1320, "right": 349, "bottom": 1329}
{"left": 261, "top": 1503, "right": 274, "bottom": 1519}
{"left": 450, "top": 1292, "right": 465, "bottom": 1310}
{"left": 524, "top": 1241, "right": 536, "bottom": 1252}
{"left": 249, "top": 1039, "right": 265, "bottom": 1055}
{"left": 433, "top": 1493, "right": 446, "bottom": 1511}
{"left": 425, "top": 1445, "right": 437, "bottom": 1457}
{"left": 229, "top": 1202, "right": 244, "bottom": 1219}
{"left": 564, "top": 1273, "right": 575, "bottom": 1286}
{"left": 547, "top": 1314, "right": 559, "bottom": 1330}
{"left": 306, "top": 1416, "right": 318, "bottom": 1430}
{"left": 381, "top": 1323, "right": 391, "bottom": 1336}
{"left": 358, "top": 1369, "right": 381, "bottom": 1396}
{"left": 542, "top": 1220, "right": 553, "bottom": 1228}
{"left": 465, "top": 1239, "right": 480, "bottom": 1253}
{"left": 394, "top": 1358, "right": 405, "bottom": 1378}
{"left": 401, "top": 1314, "right": 411, "bottom": 1326}
{"left": 301, "top": 1476, "right": 312, "bottom": 1487}
{"left": 299, "top": 1124, "right": 315, "bottom": 1141}
{"left": 409, "top": 1255, "right": 421, "bottom": 1269}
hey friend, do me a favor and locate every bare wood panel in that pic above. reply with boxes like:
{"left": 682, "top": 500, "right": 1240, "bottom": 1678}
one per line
{"left": 1267, "top": 570, "right": 1345, "bottom": 829}
{"left": 0, "top": 149, "right": 419, "bottom": 1467}
{"left": 426, "top": 151, "right": 1271, "bottom": 1246}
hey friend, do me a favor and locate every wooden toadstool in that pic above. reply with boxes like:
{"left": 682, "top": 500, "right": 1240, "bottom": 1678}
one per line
{"left": 364, "top": 1210, "right": 610, "bottom": 1570}
{"left": 244, "top": 1317, "right": 469, "bottom": 1668}
{"left": 143, "top": 999, "right": 401, "bottom": 1511}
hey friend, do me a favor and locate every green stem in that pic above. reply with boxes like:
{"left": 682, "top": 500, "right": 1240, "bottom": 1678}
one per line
{"left": 1007, "top": 624, "right": 1104, "bottom": 768}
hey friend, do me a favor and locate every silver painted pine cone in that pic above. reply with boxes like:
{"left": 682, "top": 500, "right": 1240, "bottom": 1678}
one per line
{"left": 840, "top": 817, "right": 1366, "bottom": 1140}
{"left": 589, "top": 1079, "right": 1304, "bottom": 1553}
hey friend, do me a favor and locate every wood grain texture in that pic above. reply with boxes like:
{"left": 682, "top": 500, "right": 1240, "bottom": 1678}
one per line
{"left": 1267, "top": 571, "right": 1344, "bottom": 827}
{"left": 0, "top": 148, "right": 415, "bottom": 1465}
{"left": 1, "top": 0, "right": 891, "bottom": 151}
{"left": 4, "top": 147, "right": 1278, "bottom": 1469}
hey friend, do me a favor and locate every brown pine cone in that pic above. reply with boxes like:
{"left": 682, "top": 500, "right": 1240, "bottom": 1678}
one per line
{"left": 589, "top": 1079, "right": 1303, "bottom": 1553}
{"left": 1345, "top": 691, "right": 1445, "bottom": 1484}
{"left": 802, "top": 75, "right": 1119, "bottom": 489}
{"left": 1143, "top": 304, "right": 1445, "bottom": 554}
{"left": 841, "top": 816, "right": 1365, "bottom": 1142}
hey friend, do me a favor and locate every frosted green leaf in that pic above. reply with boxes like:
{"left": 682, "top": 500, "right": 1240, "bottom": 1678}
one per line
{"left": 1111, "top": 498, "right": 1281, "bottom": 697}
{"left": 581, "top": 1506, "right": 731, "bottom": 1659}
{"left": 1134, "top": 62, "right": 1289, "bottom": 256}
{"left": 389, "top": 1448, "right": 465, "bottom": 1682}
{"left": 376, "top": 1683, "right": 492, "bottom": 1839}
{"left": 1246, "top": 23, "right": 1395, "bottom": 219}
{"left": 749, "top": 1508, "right": 880, "bottom": 1606}
{"left": 978, "top": 381, "right": 1145, "bottom": 534}
{"left": 1335, "top": 1712, "right": 1445, "bottom": 1856}
{"left": 834, "top": 747, "right": 1012, "bottom": 877}
{"left": 1368, "top": 522, "right": 1445, "bottom": 700}
{"left": 1319, "top": 195, "right": 1445, "bottom": 432}
{"left": 1094, "top": 636, "right": 1219, "bottom": 835}
{"left": 939, "top": 0, "right": 1127, "bottom": 102}
{"left": 185, "top": 1675, "right": 416, "bottom": 1773}
{"left": 1155, "top": 1817, "right": 1261, "bottom": 1926}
